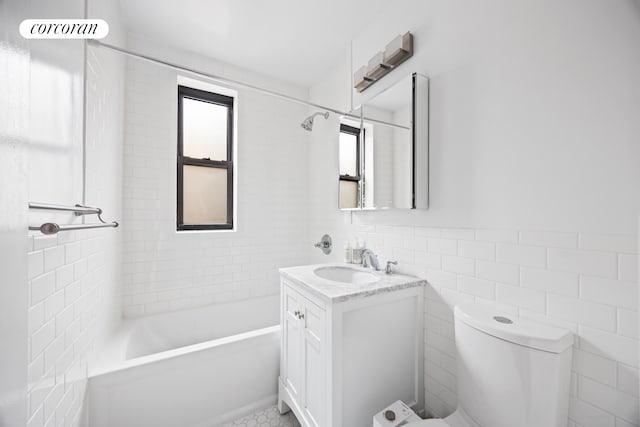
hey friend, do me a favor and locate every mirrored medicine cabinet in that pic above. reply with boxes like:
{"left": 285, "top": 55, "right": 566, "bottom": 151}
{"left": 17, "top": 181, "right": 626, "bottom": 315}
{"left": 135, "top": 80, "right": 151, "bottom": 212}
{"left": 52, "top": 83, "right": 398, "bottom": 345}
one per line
{"left": 338, "top": 72, "right": 429, "bottom": 210}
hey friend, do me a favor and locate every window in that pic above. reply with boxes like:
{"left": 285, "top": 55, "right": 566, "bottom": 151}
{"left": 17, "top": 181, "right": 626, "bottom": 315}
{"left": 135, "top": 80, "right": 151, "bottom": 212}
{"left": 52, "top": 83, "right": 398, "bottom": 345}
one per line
{"left": 177, "top": 85, "right": 234, "bottom": 230}
{"left": 338, "top": 124, "right": 361, "bottom": 209}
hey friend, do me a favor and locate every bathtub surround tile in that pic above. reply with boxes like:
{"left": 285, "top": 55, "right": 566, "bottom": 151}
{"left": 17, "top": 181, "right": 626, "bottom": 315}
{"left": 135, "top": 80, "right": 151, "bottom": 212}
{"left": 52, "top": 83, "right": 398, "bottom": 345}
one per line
{"left": 43, "top": 246, "right": 65, "bottom": 273}
{"left": 30, "top": 321, "right": 55, "bottom": 361}
{"left": 122, "top": 56, "right": 310, "bottom": 317}
{"left": 28, "top": 251, "right": 44, "bottom": 279}
{"left": 33, "top": 235, "right": 58, "bottom": 251}
{"left": 31, "top": 272, "right": 56, "bottom": 305}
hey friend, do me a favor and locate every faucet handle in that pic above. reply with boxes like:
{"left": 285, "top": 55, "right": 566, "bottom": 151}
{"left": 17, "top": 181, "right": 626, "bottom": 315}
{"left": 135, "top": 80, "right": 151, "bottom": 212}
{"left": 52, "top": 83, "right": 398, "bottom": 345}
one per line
{"left": 314, "top": 234, "right": 332, "bottom": 255}
{"left": 385, "top": 260, "right": 398, "bottom": 274}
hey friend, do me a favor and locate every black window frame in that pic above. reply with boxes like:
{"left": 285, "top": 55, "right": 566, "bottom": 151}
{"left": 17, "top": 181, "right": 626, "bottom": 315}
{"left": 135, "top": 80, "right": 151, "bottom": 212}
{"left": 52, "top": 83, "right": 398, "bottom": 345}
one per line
{"left": 339, "top": 123, "right": 361, "bottom": 208}
{"left": 177, "top": 85, "right": 234, "bottom": 231}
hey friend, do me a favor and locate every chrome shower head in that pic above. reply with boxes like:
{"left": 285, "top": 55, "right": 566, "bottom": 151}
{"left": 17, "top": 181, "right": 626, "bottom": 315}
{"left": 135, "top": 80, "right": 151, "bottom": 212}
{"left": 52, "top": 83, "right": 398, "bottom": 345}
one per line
{"left": 301, "top": 111, "right": 329, "bottom": 131}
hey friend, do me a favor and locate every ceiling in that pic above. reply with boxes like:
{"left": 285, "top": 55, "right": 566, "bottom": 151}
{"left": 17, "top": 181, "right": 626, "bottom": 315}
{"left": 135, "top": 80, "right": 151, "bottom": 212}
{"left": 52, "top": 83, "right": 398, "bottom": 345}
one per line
{"left": 118, "top": 0, "right": 388, "bottom": 88}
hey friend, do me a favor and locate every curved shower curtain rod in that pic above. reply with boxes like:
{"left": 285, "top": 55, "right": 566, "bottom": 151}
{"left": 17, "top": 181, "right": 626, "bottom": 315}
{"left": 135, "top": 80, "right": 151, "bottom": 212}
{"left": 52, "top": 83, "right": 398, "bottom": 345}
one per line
{"left": 87, "top": 40, "right": 409, "bottom": 131}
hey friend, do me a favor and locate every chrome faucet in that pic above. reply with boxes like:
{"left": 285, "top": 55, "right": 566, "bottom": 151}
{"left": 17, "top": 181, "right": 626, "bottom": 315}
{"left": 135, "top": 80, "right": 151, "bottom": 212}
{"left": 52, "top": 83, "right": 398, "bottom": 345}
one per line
{"left": 385, "top": 260, "right": 398, "bottom": 274}
{"left": 361, "top": 249, "right": 380, "bottom": 271}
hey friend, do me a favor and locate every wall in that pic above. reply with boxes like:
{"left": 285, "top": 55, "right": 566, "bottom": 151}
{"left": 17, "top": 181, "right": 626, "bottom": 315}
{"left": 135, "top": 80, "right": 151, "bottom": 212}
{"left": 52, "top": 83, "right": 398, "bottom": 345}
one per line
{"left": 309, "top": 0, "right": 640, "bottom": 425}
{"left": 121, "top": 37, "right": 310, "bottom": 316}
{"left": 25, "top": 0, "right": 126, "bottom": 425}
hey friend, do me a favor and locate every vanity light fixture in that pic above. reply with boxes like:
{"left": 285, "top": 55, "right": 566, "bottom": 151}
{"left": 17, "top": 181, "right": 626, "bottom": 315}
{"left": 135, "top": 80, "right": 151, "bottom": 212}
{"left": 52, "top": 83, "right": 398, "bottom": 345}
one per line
{"left": 353, "top": 31, "right": 413, "bottom": 93}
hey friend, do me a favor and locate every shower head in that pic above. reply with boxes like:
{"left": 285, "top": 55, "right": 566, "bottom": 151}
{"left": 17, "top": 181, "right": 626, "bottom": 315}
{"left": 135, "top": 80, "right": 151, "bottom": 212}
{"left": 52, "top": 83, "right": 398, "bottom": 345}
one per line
{"left": 301, "top": 111, "right": 330, "bottom": 131}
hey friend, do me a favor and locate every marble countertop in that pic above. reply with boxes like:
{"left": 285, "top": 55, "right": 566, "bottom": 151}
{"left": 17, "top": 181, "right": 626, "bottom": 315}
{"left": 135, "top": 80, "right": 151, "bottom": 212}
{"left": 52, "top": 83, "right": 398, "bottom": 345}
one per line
{"left": 279, "top": 263, "right": 426, "bottom": 304}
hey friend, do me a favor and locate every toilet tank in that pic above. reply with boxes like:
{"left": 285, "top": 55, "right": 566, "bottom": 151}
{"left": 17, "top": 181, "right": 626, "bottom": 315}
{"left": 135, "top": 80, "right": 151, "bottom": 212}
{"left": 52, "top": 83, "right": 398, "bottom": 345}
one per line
{"left": 453, "top": 303, "right": 573, "bottom": 427}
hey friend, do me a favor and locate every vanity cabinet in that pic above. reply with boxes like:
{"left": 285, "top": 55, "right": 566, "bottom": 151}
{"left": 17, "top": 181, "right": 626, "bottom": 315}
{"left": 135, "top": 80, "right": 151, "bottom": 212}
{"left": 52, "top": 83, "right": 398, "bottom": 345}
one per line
{"left": 281, "top": 285, "right": 326, "bottom": 427}
{"left": 278, "top": 265, "right": 425, "bottom": 427}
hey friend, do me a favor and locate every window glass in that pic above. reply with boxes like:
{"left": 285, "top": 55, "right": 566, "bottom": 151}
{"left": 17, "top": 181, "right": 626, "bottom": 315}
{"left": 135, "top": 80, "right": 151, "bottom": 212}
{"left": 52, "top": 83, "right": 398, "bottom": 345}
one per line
{"left": 182, "top": 165, "right": 228, "bottom": 224}
{"left": 182, "top": 98, "right": 228, "bottom": 161}
{"left": 339, "top": 180, "right": 358, "bottom": 209}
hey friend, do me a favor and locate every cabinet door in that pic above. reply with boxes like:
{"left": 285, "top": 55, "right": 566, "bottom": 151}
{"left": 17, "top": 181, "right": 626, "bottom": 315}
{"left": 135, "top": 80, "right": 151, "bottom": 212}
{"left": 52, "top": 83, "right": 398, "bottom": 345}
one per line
{"left": 282, "top": 286, "right": 304, "bottom": 402}
{"left": 302, "top": 299, "right": 325, "bottom": 427}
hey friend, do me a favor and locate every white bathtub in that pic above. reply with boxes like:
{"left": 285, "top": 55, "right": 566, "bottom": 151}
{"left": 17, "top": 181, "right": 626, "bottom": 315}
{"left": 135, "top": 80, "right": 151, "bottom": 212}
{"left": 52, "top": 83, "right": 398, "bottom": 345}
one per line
{"left": 88, "top": 295, "right": 280, "bottom": 427}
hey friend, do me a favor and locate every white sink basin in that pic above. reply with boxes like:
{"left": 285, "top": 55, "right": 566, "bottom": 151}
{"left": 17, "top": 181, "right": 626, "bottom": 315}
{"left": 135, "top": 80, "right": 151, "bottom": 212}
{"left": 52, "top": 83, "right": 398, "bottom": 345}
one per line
{"left": 313, "top": 266, "right": 380, "bottom": 285}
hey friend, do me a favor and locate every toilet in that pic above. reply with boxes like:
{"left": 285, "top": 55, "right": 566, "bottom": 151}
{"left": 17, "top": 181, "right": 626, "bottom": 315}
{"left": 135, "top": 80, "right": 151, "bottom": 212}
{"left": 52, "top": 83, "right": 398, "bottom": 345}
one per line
{"left": 377, "top": 302, "right": 574, "bottom": 427}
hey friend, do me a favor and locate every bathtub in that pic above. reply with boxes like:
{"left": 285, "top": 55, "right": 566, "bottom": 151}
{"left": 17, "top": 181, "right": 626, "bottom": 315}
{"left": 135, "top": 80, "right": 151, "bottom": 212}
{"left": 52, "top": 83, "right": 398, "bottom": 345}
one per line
{"left": 88, "top": 295, "right": 280, "bottom": 427}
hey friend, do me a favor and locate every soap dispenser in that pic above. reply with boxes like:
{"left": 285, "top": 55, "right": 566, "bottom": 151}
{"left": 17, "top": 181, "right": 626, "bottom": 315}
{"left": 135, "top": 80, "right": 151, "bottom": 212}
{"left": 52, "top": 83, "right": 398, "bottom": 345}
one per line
{"left": 352, "top": 238, "right": 362, "bottom": 264}
{"left": 344, "top": 241, "right": 352, "bottom": 263}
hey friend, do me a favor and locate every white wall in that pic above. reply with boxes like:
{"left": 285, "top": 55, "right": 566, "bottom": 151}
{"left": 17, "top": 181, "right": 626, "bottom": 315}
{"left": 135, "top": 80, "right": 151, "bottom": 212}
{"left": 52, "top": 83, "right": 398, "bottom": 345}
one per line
{"left": 309, "top": 0, "right": 640, "bottom": 425}
{"left": 24, "top": 0, "right": 126, "bottom": 425}
{"left": 121, "top": 37, "right": 311, "bottom": 316}
{"left": 348, "top": 0, "right": 640, "bottom": 235}
{"left": 0, "top": 0, "right": 30, "bottom": 424}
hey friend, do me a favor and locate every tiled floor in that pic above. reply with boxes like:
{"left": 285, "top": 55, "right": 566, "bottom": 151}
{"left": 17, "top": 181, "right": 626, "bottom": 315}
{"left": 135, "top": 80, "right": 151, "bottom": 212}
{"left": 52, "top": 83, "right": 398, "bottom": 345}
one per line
{"left": 223, "top": 406, "right": 301, "bottom": 427}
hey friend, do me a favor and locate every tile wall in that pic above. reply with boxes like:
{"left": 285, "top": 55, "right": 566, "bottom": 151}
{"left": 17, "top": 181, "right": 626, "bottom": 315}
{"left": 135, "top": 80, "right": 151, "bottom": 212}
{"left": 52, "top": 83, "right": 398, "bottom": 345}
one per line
{"left": 27, "top": 230, "right": 115, "bottom": 427}
{"left": 347, "top": 224, "right": 638, "bottom": 427}
{"left": 121, "top": 57, "right": 310, "bottom": 317}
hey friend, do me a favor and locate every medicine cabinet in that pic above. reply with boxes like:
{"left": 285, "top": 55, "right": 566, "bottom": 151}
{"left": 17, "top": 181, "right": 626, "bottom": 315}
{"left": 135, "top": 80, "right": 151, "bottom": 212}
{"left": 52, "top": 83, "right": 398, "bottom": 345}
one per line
{"left": 338, "top": 73, "right": 429, "bottom": 210}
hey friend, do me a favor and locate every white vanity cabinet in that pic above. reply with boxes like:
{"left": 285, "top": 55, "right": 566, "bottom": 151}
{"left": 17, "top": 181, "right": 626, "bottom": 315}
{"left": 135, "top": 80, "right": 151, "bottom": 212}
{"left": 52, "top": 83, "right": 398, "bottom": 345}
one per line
{"left": 281, "top": 284, "right": 327, "bottom": 427}
{"left": 278, "top": 264, "right": 425, "bottom": 427}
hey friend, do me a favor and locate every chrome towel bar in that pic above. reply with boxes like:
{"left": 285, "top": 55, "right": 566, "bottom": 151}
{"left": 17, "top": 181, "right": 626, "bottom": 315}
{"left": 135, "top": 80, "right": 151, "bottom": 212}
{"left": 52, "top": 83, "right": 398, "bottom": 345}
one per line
{"left": 28, "top": 202, "right": 119, "bottom": 235}
{"left": 29, "top": 221, "right": 118, "bottom": 235}
{"left": 28, "top": 202, "right": 101, "bottom": 216}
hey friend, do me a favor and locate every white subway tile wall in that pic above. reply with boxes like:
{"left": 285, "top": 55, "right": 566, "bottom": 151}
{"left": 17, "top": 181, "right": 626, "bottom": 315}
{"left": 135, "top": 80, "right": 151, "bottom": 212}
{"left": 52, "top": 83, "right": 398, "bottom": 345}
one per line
{"left": 27, "top": 231, "right": 111, "bottom": 427}
{"left": 121, "top": 59, "right": 310, "bottom": 316}
{"left": 347, "top": 225, "right": 638, "bottom": 426}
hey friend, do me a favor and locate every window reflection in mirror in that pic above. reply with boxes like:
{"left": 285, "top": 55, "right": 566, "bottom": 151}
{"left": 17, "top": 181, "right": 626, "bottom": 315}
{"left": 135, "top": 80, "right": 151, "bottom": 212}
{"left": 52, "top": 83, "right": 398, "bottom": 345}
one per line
{"left": 338, "top": 73, "right": 429, "bottom": 211}
{"left": 338, "top": 124, "right": 360, "bottom": 209}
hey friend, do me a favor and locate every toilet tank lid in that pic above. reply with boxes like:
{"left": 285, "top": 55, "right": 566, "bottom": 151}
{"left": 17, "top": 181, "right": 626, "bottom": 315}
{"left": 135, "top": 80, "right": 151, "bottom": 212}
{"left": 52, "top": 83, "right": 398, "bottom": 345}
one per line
{"left": 454, "top": 303, "right": 574, "bottom": 353}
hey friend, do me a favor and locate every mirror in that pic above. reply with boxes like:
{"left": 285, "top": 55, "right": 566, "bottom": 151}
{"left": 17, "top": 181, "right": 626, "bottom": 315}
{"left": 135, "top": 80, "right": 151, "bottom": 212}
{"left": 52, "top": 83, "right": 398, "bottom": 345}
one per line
{"left": 338, "top": 73, "right": 429, "bottom": 210}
